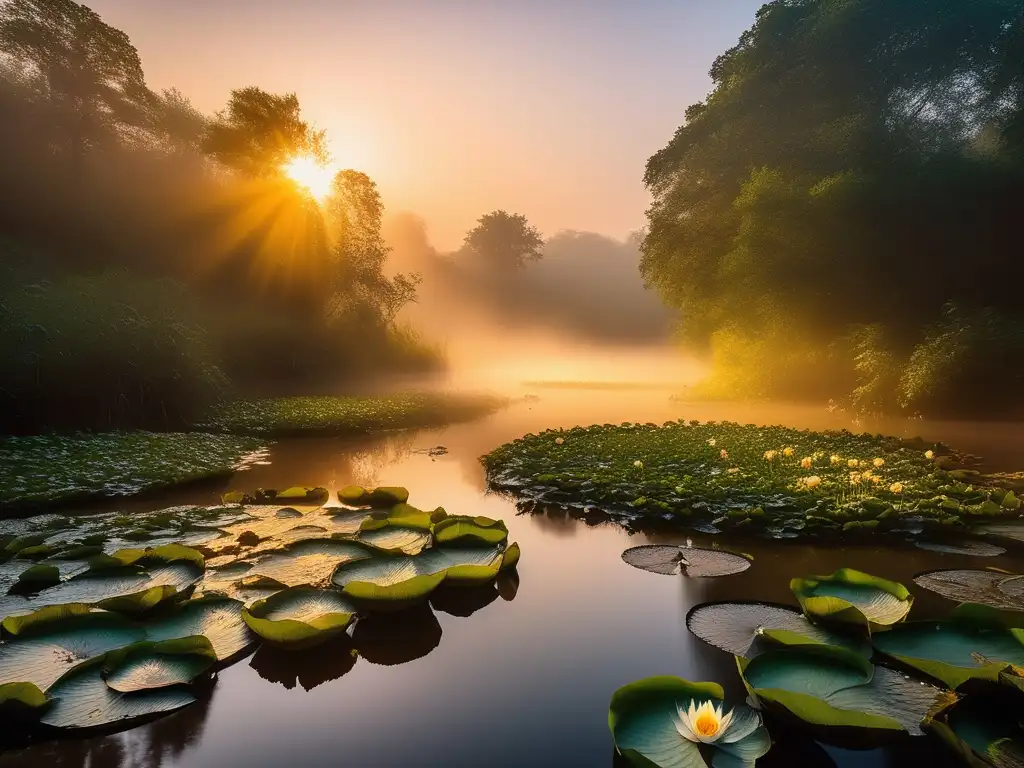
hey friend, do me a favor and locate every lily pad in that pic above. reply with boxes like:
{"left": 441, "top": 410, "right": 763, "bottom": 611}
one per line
{"left": 357, "top": 523, "right": 432, "bottom": 555}
{"left": 925, "top": 685, "right": 1024, "bottom": 768}
{"left": 244, "top": 539, "right": 373, "bottom": 588}
{"left": 609, "top": 675, "right": 771, "bottom": 768}
{"left": 914, "top": 570, "right": 1024, "bottom": 611}
{"left": 500, "top": 542, "right": 521, "bottom": 571}
{"left": 872, "top": 604, "right": 1024, "bottom": 690}
{"left": 622, "top": 545, "right": 751, "bottom": 577}
{"left": 0, "top": 681, "right": 48, "bottom": 718}
{"left": 338, "top": 486, "right": 410, "bottom": 507}
{"left": 242, "top": 587, "right": 356, "bottom": 648}
{"left": 738, "top": 644, "right": 943, "bottom": 738}
{"left": 40, "top": 661, "right": 195, "bottom": 730}
{"left": 9, "top": 564, "right": 61, "bottom": 595}
{"left": 0, "top": 611, "right": 147, "bottom": 692}
{"left": 432, "top": 516, "right": 509, "bottom": 547}
{"left": 915, "top": 540, "right": 1008, "bottom": 557}
{"left": 273, "top": 487, "right": 330, "bottom": 504}
{"left": 685, "top": 601, "right": 871, "bottom": 658}
{"left": 144, "top": 596, "right": 253, "bottom": 662}
{"left": 791, "top": 568, "right": 912, "bottom": 629}
{"left": 103, "top": 637, "right": 217, "bottom": 693}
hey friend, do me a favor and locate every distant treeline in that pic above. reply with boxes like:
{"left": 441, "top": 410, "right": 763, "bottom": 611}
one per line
{"left": 0, "top": 0, "right": 436, "bottom": 433}
{"left": 642, "top": 0, "right": 1024, "bottom": 418}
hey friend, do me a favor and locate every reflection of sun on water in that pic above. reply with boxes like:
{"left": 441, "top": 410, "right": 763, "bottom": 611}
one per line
{"left": 282, "top": 155, "right": 335, "bottom": 201}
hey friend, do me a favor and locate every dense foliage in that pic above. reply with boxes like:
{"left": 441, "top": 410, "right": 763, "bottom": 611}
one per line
{"left": 642, "top": 0, "right": 1024, "bottom": 417}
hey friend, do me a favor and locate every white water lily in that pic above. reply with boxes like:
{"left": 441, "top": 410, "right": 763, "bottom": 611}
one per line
{"left": 925, "top": 450, "right": 934, "bottom": 460}
{"left": 633, "top": 460, "right": 643, "bottom": 469}
{"left": 800, "top": 475, "right": 822, "bottom": 489}
{"left": 708, "top": 438, "right": 717, "bottom": 447}
{"left": 554, "top": 437, "right": 564, "bottom": 445}
{"left": 675, "top": 699, "right": 734, "bottom": 744}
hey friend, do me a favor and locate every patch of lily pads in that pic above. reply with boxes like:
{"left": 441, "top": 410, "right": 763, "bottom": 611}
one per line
{"left": 619, "top": 563, "right": 1024, "bottom": 766}
{"left": 483, "top": 421, "right": 1024, "bottom": 544}
{"left": 0, "top": 432, "right": 268, "bottom": 515}
{"left": 200, "top": 392, "right": 507, "bottom": 437}
{"left": 0, "top": 484, "right": 520, "bottom": 742}
{"left": 621, "top": 543, "right": 751, "bottom": 577}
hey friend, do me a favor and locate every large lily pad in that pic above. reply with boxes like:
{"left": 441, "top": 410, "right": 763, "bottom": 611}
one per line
{"left": 0, "top": 611, "right": 146, "bottom": 691}
{"left": 872, "top": 604, "right": 1024, "bottom": 690}
{"left": 242, "top": 587, "right": 356, "bottom": 647}
{"left": 623, "top": 545, "right": 751, "bottom": 577}
{"left": 609, "top": 675, "right": 771, "bottom": 768}
{"left": 432, "top": 516, "right": 509, "bottom": 547}
{"left": 103, "top": 637, "right": 217, "bottom": 693}
{"left": 738, "top": 644, "right": 943, "bottom": 739}
{"left": 791, "top": 568, "right": 912, "bottom": 629}
{"left": 356, "top": 522, "right": 432, "bottom": 555}
{"left": 40, "top": 662, "right": 195, "bottom": 730}
{"left": 0, "top": 681, "right": 48, "bottom": 718}
{"left": 338, "top": 486, "right": 410, "bottom": 507}
{"left": 331, "top": 545, "right": 504, "bottom": 609}
{"left": 925, "top": 685, "right": 1024, "bottom": 768}
{"left": 143, "top": 596, "right": 253, "bottom": 662}
{"left": 914, "top": 570, "right": 1024, "bottom": 612}
{"left": 685, "top": 601, "right": 871, "bottom": 658}
{"left": 243, "top": 539, "right": 373, "bottom": 588}
{"left": 915, "top": 540, "right": 1008, "bottom": 557}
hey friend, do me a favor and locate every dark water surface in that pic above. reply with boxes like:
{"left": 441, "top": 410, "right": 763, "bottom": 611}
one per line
{"left": 2, "top": 392, "right": 1021, "bottom": 767}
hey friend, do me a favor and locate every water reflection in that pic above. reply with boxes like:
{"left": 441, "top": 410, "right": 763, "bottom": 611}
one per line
{"left": 249, "top": 633, "right": 358, "bottom": 691}
{"left": 351, "top": 604, "right": 443, "bottom": 666}
{"left": 430, "top": 582, "right": 501, "bottom": 617}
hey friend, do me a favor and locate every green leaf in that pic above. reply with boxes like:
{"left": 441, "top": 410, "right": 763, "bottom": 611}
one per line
{"left": 791, "top": 568, "right": 912, "bottom": 628}
{"left": 925, "top": 688, "right": 1024, "bottom": 768}
{"left": 609, "top": 676, "right": 769, "bottom": 768}
{"left": 144, "top": 595, "right": 253, "bottom": 662}
{"left": 432, "top": 516, "right": 509, "bottom": 547}
{"left": 357, "top": 524, "right": 432, "bottom": 555}
{"left": 274, "top": 487, "right": 330, "bottom": 504}
{"left": 242, "top": 587, "right": 356, "bottom": 647}
{"left": 500, "top": 542, "right": 521, "bottom": 571}
{"left": 914, "top": 569, "right": 1024, "bottom": 612}
{"left": 0, "top": 681, "right": 47, "bottom": 710}
{"left": 40, "top": 662, "right": 195, "bottom": 730}
{"left": 622, "top": 546, "right": 750, "bottom": 577}
{"left": 8, "top": 564, "right": 61, "bottom": 595}
{"left": 103, "top": 637, "right": 217, "bottom": 693}
{"left": 686, "top": 601, "right": 871, "bottom": 659}
{"left": 0, "top": 612, "right": 146, "bottom": 691}
{"left": 338, "top": 486, "right": 409, "bottom": 507}
{"left": 244, "top": 539, "right": 374, "bottom": 588}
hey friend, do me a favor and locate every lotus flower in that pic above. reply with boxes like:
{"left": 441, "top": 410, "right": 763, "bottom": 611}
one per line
{"left": 763, "top": 450, "right": 777, "bottom": 461}
{"left": 848, "top": 459, "right": 860, "bottom": 468}
{"left": 720, "top": 449, "right": 729, "bottom": 459}
{"left": 783, "top": 447, "right": 795, "bottom": 457}
{"left": 830, "top": 455, "right": 842, "bottom": 465}
{"left": 555, "top": 437, "right": 564, "bottom": 445}
{"left": 873, "top": 458, "right": 885, "bottom": 467}
{"left": 708, "top": 438, "right": 717, "bottom": 447}
{"left": 800, "top": 456, "right": 813, "bottom": 469}
{"left": 633, "top": 460, "right": 643, "bottom": 469}
{"left": 801, "top": 475, "right": 822, "bottom": 489}
{"left": 850, "top": 472, "right": 862, "bottom": 485}
{"left": 925, "top": 450, "right": 934, "bottom": 460}
{"left": 890, "top": 482, "right": 904, "bottom": 494}
{"left": 675, "top": 700, "right": 735, "bottom": 744}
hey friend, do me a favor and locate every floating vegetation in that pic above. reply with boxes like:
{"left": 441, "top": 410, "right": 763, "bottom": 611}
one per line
{"left": 790, "top": 568, "right": 913, "bottom": 629}
{"left": 924, "top": 672, "right": 1024, "bottom": 767}
{"left": 0, "top": 433, "right": 267, "bottom": 514}
{"left": 201, "top": 392, "right": 506, "bottom": 437}
{"left": 915, "top": 540, "right": 1008, "bottom": 557}
{"left": 914, "top": 570, "right": 1024, "bottom": 612}
{"left": 0, "top": 486, "right": 520, "bottom": 742}
{"left": 483, "top": 421, "right": 1024, "bottom": 542}
{"left": 620, "top": 544, "right": 751, "bottom": 577}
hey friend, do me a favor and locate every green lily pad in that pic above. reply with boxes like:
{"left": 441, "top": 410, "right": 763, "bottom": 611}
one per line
{"left": 338, "top": 486, "right": 409, "bottom": 507}
{"left": 0, "top": 611, "right": 146, "bottom": 691}
{"left": 622, "top": 545, "right": 751, "bottom": 577}
{"left": 914, "top": 570, "right": 1024, "bottom": 612}
{"left": 242, "top": 587, "right": 356, "bottom": 647}
{"left": 925, "top": 685, "right": 1024, "bottom": 768}
{"left": 332, "top": 545, "right": 505, "bottom": 609}
{"left": 106, "top": 544, "right": 206, "bottom": 570}
{"left": 244, "top": 539, "right": 373, "bottom": 588}
{"left": 685, "top": 601, "right": 872, "bottom": 658}
{"left": 738, "top": 644, "right": 943, "bottom": 738}
{"left": 432, "top": 516, "right": 509, "bottom": 547}
{"left": 0, "top": 681, "right": 48, "bottom": 718}
{"left": 609, "top": 675, "right": 771, "bottom": 768}
{"left": 273, "top": 487, "right": 330, "bottom": 504}
{"left": 872, "top": 604, "right": 1024, "bottom": 690}
{"left": 103, "top": 637, "right": 217, "bottom": 693}
{"left": 791, "top": 568, "right": 912, "bottom": 629}
{"left": 9, "top": 564, "right": 61, "bottom": 595}
{"left": 143, "top": 596, "right": 253, "bottom": 662}
{"left": 915, "top": 541, "right": 1008, "bottom": 557}
{"left": 977, "top": 524, "right": 1024, "bottom": 545}
{"left": 357, "top": 523, "right": 432, "bottom": 555}
{"left": 40, "top": 661, "right": 195, "bottom": 730}
{"left": 500, "top": 542, "right": 520, "bottom": 571}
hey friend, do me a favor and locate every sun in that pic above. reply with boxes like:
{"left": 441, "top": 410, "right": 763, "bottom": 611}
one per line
{"left": 282, "top": 155, "right": 335, "bottom": 201}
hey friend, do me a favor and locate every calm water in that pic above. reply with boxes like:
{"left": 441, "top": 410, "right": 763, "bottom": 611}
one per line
{"left": 2, "top": 391, "right": 1022, "bottom": 767}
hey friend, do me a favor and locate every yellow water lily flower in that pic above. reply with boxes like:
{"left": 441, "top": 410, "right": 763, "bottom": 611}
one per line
{"left": 555, "top": 437, "right": 564, "bottom": 445}
{"left": 720, "top": 449, "right": 729, "bottom": 460}
{"left": 800, "top": 457, "right": 813, "bottom": 469}
{"left": 783, "top": 447, "right": 795, "bottom": 457}
{"left": 873, "top": 458, "right": 885, "bottom": 467}
{"left": 925, "top": 450, "right": 934, "bottom": 460}
{"left": 763, "top": 450, "right": 778, "bottom": 461}
{"left": 830, "top": 455, "right": 842, "bottom": 465}
{"left": 849, "top": 472, "right": 862, "bottom": 485}
{"left": 870, "top": 475, "right": 882, "bottom": 484}
{"left": 708, "top": 438, "right": 717, "bottom": 447}
{"left": 801, "top": 475, "right": 822, "bottom": 489}
{"left": 861, "top": 469, "right": 874, "bottom": 481}
{"left": 633, "top": 460, "right": 644, "bottom": 469}
{"left": 890, "top": 482, "right": 904, "bottom": 494}
{"left": 727, "top": 467, "right": 740, "bottom": 474}
{"left": 848, "top": 459, "right": 860, "bottom": 468}
{"left": 675, "top": 700, "right": 735, "bottom": 744}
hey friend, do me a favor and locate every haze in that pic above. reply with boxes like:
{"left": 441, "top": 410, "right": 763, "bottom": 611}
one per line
{"left": 85, "top": 0, "right": 763, "bottom": 250}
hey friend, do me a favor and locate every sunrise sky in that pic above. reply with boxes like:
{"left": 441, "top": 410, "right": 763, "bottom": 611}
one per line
{"left": 87, "top": 0, "right": 764, "bottom": 250}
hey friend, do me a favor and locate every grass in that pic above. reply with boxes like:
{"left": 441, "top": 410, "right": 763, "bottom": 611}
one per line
{"left": 0, "top": 432, "right": 267, "bottom": 514}
{"left": 201, "top": 392, "right": 507, "bottom": 437}
{"left": 481, "top": 420, "right": 1024, "bottom": 540}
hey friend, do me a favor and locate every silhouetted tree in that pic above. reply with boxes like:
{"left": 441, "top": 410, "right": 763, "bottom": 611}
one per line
{"left": 463, "top": 210, "right": 543, "bottom": 269}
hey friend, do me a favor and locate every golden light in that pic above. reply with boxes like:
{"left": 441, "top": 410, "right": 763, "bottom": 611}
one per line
{"left": 282, "top": 155, "right": 335, "bottom": 201}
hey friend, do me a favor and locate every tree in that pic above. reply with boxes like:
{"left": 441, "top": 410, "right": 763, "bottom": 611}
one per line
{"left": 203, "top": 87, "right": 326, "bottom": 177}
{"left": 463, "top": 210, "right": 543, "bottom": 269}
{"left": 151, "top": 87, "right": 208, "bottom": 154}
{"left": 0, "top": 0, "right": 152, "bottom": 158}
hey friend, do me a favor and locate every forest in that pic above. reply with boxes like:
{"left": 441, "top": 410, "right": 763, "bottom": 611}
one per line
{"left": 641, "top": 0, "right": 1024, "bottom": 419}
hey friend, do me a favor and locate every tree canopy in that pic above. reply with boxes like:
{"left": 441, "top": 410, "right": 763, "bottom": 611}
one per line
{"left": 642, "top": 0, "right": 1024, "bottom": 416}
{"left": 463, "top": 210, "right": 543, "bottom": 269}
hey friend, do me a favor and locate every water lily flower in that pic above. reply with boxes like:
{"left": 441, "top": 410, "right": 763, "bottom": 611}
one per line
{"left": 890, "top": 482, "right": 904, "bottom": 494}
{"left": 800, "top": 456, "right": 813, "bottom": 469}
{"left": 720, "top": 449, "right": 729, "bottom": 460}
{"left": 870, "top": 474, "right": 882, "bottom": 484}
{"left": 801, "top": 475, "right": 822, "bottom": 489}
{"left": 727, "top": 467, "right": 740, "bottom": 474}
{"left": 708, "top": 438, "right": 717, "bottom": 447}
{"left": 848, "top": 459, "right": 860, "bottom": 468}
{"left": 763, "top": 450, "right": 777, "bottom": 461}
{"left": 830, "top": 455, "right": 842, "bottom": 465}
{"left": 783, "top": 447, "right": 795, "bottom": 457}
{"left": 861, "top": 469, "right": 874, "bottom": 481}
{"left": 675, "top": 700, "right": 735, "bottom": 744}
{"left": 849, "top": 472, "right": 862, "bottom": 485}
{"left": 555, "top": 437, "right": 564, "bottom": 445}
{"left": 925, "top": 450, "right": 934, "bottom": 460}
{"left": 633, "top": 460, "right": 643, "bottom": 469}
{"left": 873, "top": 458, "right": 885, "bottom": 467}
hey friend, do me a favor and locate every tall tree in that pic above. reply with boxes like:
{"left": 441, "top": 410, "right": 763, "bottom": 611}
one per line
{"left": 463, "top": 210, "right": 543, "bottom": 270}
{"left": 151, "top": 87, "right": 208, "bottom": 155}
{"left": 204, "top": 87, "right": 325, "bottom": 177}
{"left": 0, "top": 0, "right": 151, "bottom": 158}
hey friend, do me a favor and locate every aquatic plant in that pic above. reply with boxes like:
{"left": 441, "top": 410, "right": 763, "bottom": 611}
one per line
{"left": 621, "top": 544, "right": 751, "bottom": 577}
{"left": 790, "top": 568, "right": 913, "bottom": 629}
